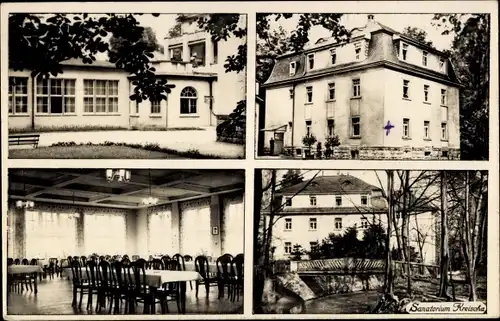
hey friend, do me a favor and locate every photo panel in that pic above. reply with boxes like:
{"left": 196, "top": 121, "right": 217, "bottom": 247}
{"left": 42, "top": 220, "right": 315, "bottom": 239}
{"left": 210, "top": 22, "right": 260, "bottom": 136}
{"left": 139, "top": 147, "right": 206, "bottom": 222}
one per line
{"left": 255, "top": 13, "right": 490, "bottom": 161}
{"left": 253, "top": 168, "right": 488, "bottom": 314}
{"left": 7, "top": 13, "right": 247, "bottom": 159}
{"left": 6, "top": 168, "right": 245, "bottom": 315}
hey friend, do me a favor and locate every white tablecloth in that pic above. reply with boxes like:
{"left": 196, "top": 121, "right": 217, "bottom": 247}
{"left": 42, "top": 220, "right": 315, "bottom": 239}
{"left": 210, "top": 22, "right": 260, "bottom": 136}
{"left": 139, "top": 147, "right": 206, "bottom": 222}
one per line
{"left": 184, "top": 262, "right": 218, "bottom": 272}
{"left": 8, "top": 266, "right": 43, "bottom": 274}
{"left": 63, "top": 268, "right": 201, "bottom": 287}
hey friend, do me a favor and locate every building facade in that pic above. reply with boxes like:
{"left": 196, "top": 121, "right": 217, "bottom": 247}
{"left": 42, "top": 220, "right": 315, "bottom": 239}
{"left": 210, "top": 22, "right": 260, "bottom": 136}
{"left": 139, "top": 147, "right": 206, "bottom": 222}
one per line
{"left": 261, "top": 15, "right": 461, "bottom": 160}
{"left": 263, "top": 174, "right": 438, "bottom": 264}
{"left": 8, "top": 15, "right": 246, "bottom": 132}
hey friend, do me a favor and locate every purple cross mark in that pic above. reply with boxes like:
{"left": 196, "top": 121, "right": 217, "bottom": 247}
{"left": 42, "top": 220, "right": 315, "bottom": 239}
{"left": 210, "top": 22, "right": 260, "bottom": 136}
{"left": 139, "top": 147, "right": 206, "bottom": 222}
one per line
{"left": 384, "top": 121, "right": 394, "bottom": 136}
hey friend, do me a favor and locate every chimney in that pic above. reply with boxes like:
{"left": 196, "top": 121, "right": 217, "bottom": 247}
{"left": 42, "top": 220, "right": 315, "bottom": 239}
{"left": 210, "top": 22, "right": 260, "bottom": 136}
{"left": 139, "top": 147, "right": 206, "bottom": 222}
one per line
{"left": 163, "top": 37, "right": 170, "bottom": 60}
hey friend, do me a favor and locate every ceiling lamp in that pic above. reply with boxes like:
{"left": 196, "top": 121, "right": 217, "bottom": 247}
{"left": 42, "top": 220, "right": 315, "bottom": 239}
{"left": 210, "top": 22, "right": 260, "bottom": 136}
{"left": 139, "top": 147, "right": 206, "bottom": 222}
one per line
{"left": 142, "top": 169, "right": 158, "bottom": 206}
{"left": 16, "top": 170, "right": 35, "bottom": 209}
{"left": 106, "top": 169, "right": 131, "bottom": 183}
{"left": 16, "top": 200, "right": 35, "bottom": 209}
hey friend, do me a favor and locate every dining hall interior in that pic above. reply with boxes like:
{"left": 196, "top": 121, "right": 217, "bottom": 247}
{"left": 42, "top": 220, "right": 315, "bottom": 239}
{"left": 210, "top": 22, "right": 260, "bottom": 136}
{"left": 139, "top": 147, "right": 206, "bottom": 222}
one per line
{"left": 5, "top": 168, "right": 245, "bottom": 315}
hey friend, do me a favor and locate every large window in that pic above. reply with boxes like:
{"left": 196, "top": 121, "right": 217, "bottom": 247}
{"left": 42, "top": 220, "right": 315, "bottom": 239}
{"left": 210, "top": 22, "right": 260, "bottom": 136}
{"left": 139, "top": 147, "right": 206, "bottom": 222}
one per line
{"left": 422, "top": 51, "right": 428, "bottom": 66}
{"left": 8, "top": 77, "right": 28, "bottom": 114}
{"left": 351, "top": 117, "right": 361, "bottom": 137}
{"left": 284, "top": 242, "right": 292, "bottom": 254}
{"left": 306, "top": 120, "right": 312, "bottom": 136}
{"left": 310, "top": 196, "right": 317, "bottom": 206}
{"left": 309, "top": 218, "right": 317, "bottom": 230}
{"left": 180, "top": 86, "right": 197, "bottom": 114}
{"left": 328, "top": 82, "right": 335, "bottom": 100}
{"left": 222, "top": 199, "right": 245, "bottom": 255}
{"left": 334, "top": 217, "right": 342, "bottom": 230}
{"left": 441, "top": 122, "right": 448, "bottom": 140}
{"left": 327, "top": 119, "right": 334, "bottom": 136}
{"left": 284, "top": 218, "right": 292, "bottom": 231}
{"left": 441, "top": 89, "right": 447, "bottom": 106}
{"left": 424, "top": 121, "right": 430, "bottom": 139}
{"left": 361, "top": 195, "right": 368, "bottom": 206}
{"left": 36, "top": 78, "right": 76, "bottom": 114}
{"left": 25, "top": 211, "right": 76, "bottom": 258}
{"left": 403, "top": 80, "right": 410, "bottom": 99}
{"left": 307, "top": 53, "right": 315, "bottom": 70}
{"left": 180, "top": 204, "right": 211, "bottom": 257}
{"left": 84, "top": 214, "right": 126, "bottom": 255}
{"left": 148, "top": 210, "right": 173, "bottom": 256}
{"left": 83, "top": 79, "right": 119, "bottom": 113}
{"left": 306, "top": 86, "right": 313, "bottom": 103}
{"left": 403, "top": 118, "right": 410, "bottom": 138}
{"left": 151, "top": 100, "right": 161, "bottom": 114}
{"left": 335, "top": 196, "right": 342, "bottom": 206}
{"left": 424, "top": 85, "right": 429, "bottom": 102}
{"left": 330, "top": 49, "right": 337, "bottom": 65}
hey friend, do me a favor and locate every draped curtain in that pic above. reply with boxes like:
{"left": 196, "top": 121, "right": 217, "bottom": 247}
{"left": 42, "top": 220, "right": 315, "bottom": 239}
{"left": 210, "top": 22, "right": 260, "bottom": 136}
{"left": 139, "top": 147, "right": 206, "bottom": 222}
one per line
{"left": 25, "top": 210, "right": 77, "bottom": 258}
{"left": 180, "top": 199, "right": 211, "bottom": 257}
{"left": 148, "top": 210, "right": 173, "bottom": 256}
{"left": 221, "top": 197, "right": 245, "bottom": 255}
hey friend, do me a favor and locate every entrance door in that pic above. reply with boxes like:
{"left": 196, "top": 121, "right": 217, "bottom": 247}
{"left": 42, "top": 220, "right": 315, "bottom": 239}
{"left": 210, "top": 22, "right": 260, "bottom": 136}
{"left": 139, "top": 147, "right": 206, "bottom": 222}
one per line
{"left": 274, "top": 132, "right": 284, "bottom": 155}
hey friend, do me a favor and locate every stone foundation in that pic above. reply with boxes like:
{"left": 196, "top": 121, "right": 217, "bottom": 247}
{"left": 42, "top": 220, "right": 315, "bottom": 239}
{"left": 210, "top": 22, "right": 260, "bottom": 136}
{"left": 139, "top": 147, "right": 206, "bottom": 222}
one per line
{"left": 285, "top": 145, "right": 460, "bottom": 160}
{"left": 301, "top": 274, "right": 384, "bottom": 297}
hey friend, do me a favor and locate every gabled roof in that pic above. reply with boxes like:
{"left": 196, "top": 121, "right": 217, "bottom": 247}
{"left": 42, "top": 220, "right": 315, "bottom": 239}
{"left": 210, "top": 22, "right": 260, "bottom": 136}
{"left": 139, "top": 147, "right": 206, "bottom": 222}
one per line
{"left": 278, "top": 175, "right": 381, "bottom": 195}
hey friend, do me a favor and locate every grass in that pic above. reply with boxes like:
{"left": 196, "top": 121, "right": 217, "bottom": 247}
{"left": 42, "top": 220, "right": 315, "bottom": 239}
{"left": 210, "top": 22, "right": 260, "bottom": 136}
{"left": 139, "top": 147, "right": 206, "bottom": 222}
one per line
{"left": 9, "top": 141, "right": 225, "bottom": 159}
{"left": 9, "top": 125, "right": 206, "bottom": 134}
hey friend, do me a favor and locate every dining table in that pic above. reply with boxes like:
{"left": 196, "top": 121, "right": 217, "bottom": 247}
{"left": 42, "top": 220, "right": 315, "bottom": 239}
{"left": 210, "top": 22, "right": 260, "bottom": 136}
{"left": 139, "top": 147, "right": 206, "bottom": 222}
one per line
{"left": 7, "top": 265, "right": 43, "bottom": 294}
{"left": 64, "top": 267, "right": 202, "bottom": 314}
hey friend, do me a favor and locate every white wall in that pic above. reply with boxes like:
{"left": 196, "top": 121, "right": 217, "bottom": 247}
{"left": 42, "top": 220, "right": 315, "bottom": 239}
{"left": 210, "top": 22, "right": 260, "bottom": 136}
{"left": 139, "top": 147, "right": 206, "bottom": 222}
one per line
{"left": 282, "top": 193, "right": 372, "bottom": 208}
{"left": 397, "top": 40, "right": 447, "bottom": 74}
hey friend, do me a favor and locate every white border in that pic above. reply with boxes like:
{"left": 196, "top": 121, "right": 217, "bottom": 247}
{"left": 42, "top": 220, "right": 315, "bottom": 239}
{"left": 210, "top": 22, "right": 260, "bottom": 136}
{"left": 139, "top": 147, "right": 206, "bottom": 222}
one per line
{"left": 1, "top": 1, "right": 499, "bottom": 319}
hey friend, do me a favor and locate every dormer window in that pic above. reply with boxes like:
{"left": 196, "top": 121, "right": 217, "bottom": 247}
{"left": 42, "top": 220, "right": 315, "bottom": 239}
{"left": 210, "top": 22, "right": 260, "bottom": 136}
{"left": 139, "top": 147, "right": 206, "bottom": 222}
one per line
{"left": 310, "top": 196, "right": 317, "bottom": 206}
{"left": 289, "top": 61, "right": 296, "bottom": 76}
{"left": 330, "top": 48, "right": 337, "bottom": 65}
{"left": 308, "top": 54, "right": 315, "bottom": 70}
{"left": 361, "top": 195, "right": 368, "bottom": 205}
{"left": 355, "top": 48, "right": 361, "bottom": 60}
{"left": 402, "top": 43, "right": 408, "bottom": 61}
{"left": 422, "top": 51, "right": 428, "bottom": 66}
{"left": 439, "top": 57, "right": 445, "bottom": 71}
{"left": 285, "top": 197, "right": 292, "bottom": 206}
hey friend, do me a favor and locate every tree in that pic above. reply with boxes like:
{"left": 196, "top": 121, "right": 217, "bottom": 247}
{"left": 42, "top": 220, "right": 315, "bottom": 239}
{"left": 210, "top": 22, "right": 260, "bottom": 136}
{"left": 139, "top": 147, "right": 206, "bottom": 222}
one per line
{"left": 167, "top": 22, "right": 182, "bottom": 38}
{"left": 280, "top": 170, "right": 303, "bottom": 189}
{"left": 384, "top": 170, "right": 395, "bottom": 299}
{"left": 432, "top": 14, "right": 490, "bottom": 160}
{"left": 109, "top": 26, "right": 163, "bottom": 55}
{"left": 362, "top": 223, "right": 387, "bottom": 259}
{"left": 290, "top": 244, "right": 305, "bottom": 261}
{"left": 256, "top": 26, "right": 292, "bottom": 84}
{"left": 401, "top": 26, "right": 434, "bottom": 47}
{"left": 9, "top": 13, "right": 171, "bottom": 129}
{"left": 438, "top": 171, "right": 451, "bottom": 298}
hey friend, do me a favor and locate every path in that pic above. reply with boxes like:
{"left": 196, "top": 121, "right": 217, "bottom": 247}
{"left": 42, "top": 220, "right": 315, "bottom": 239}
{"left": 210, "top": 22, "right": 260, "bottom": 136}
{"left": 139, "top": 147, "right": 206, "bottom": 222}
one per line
{"left": 35, "top": 127, "right": 244, "bottom": 158}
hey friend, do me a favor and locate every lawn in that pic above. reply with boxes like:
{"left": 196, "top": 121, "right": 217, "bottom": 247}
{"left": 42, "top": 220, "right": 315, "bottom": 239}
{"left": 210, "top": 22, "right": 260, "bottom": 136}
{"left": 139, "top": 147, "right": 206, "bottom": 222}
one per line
{"left": 9, "top": 145, "right": 186, "bottom": 159}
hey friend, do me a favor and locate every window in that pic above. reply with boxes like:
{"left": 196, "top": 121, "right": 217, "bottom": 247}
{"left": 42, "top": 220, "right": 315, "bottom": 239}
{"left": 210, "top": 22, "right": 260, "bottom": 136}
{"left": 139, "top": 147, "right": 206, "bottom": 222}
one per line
{"left": 213, "top": 40, "right": 218, "bottom": 64}
{"left": 290, "top": 61, "right": 296, "bottom": 76}
{"left": 403, "top": 80, "right": 410, "bottom": 99}
{"left": 327, "top": 119, "right": 334, "bottom": 136}
{"left": 306, "top": 86, "right": 313, "bottom": 103}
{"left": 285, "top": 197, "right": 292, "bottom": 206}
{"left": 180, "top": 86, "right": 197, "bottom": 114}
{"left": 335, "top": 196, "right": 342, "bottom": 206}
{"left": 441, "top": 89, "right": 447, "bottom": 106}
{"left": 134, "top": 102, "right": 139, "bottom": 114}
{"left": 403, "top": 118, "right": 410, "bottom": 138}
{"left": 310, "top": 241, "right": 319, "bottom": 252}
{"left": 8, "top": 77, "right": 28, "bottom": 114}
{"left": 148, "top": 210, "right": 173, "bottom": 255}
{"left": 289, "top": 88, "right": 294, "bottom": 99}
{"left": 424, "top": 121, "right": 430, "bottom": 139}
{"left": 330, "top": 48, "right": 337, "bottom": 64}
{"left": 37, "top": 78, "right": 76, "bottom": 114}
{"left": 84, "top": 213, "right": 126, "bottom": 255}
{"left": 306, "top": 120, "right": 312, "bottom": 136}
{"left": 441, "top": 122, "right": 448, "bottom": 140}
{"left": 352, "top": 79, "right": 361, "bottom": 97}
{"left": 351, "top": 117, "right": 361, "bottom": 137}
{"left": 284, "top": 218, "right": 292, "bottom": 231}
{"left": 402, "top": 43, "right": 408, "bottom": 60}
{"left": 439, "top": 57, "right": 445, "bottom": 70}
{"left": 309, "top": 218, "right": 317, "bottom": 230}
{"left": 151, "top": 100, "right": 161, "bottom": 114}
{"left": 361, "top": 195, "right": 368, "bottom": 205}
{"left": 284, "top": 242, "right": 292, "bottom": 254}
{"left": 25, "top": 211, "right": 77, "bottom": 258}
{"left": 83, "top": 79, "right": 118, "bottom": 113}
{"left": 424, "top": 85, "right": 429, "bottom": 102}
{"left": 308, "top": 53, "right": 315, "bottom": 70}
{"left": 422, "top": 51, "right": 428, "bottom": 66}
{"left": 328, "top": 82, "right": 335, "bottom": 100}
{"left": 334, "top": 217, "right": 342, "bottom": 230}
{"left": 355, "top": 47, "right": 361, "bottom": 60}
{"left": 310, "top": 196, "right": 317, "bottom": 206}
{"left": 360, "top": 217, "right": 369, "bottom": 229}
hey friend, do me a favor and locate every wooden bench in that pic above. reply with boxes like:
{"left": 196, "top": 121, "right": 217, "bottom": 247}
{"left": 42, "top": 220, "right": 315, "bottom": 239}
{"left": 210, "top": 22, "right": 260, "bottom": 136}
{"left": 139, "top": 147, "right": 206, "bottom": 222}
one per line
{"left": 8, "top": 133, "right": 40, "bottom": 148}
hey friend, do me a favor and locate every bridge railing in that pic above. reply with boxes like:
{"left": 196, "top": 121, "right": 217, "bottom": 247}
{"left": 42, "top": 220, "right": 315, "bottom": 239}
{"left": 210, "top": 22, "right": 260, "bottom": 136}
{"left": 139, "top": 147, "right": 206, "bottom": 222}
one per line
{"left": 293, "top": 258, "right": 385, "bottom": 274}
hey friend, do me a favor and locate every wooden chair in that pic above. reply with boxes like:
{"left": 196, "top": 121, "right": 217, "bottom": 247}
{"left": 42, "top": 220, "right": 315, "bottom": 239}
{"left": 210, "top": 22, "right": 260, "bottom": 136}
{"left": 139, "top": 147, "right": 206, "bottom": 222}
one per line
{"left": 194, "top": 255, "right": 219, "bottom": 298}
{"left": 131, "top": 259, "right": 166, "bottom": 314}
{"left": 70, "top": 259, "right": 91, "bottom": 309}
{"left": 150, "top": 258, "right": 164, "bottom": 270}
{"left": 96, "top": 260, "right": 112, "bottom": 313}
{"left": 232, "top": 254, "right": 244, "bottom": 301}
{"left": 84, "top": 259, "right": 100, "bottom": 311}
{"left": 216, "top": 254, "right": 234, "bottom": 299}
{"left": 173, "top": 253, "right": 192, "bottom": 290}
{"left": 183, "top": 254, "right": 193, "bottom": 262}
{"left": 163, "top": 260, "right": 182, "bottom": 313}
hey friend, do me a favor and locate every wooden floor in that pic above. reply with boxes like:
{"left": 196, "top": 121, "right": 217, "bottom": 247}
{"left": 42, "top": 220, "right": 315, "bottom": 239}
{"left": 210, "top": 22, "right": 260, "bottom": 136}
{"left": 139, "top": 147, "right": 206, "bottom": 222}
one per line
{"left": 6, "top": 276, "right": 243, "bottom": 315}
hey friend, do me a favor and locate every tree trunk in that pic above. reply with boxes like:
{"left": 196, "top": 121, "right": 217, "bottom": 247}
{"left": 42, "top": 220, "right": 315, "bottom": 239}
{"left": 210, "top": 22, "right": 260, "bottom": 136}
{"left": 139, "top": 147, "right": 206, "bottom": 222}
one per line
{"left": 263, "top": 170, "right": 277, "bottom": 270}
{"left": 384, "top": 170, "right": 395, "bottom": 298}
{"left": 253, "top": 169, "right": 264, "bottom": 313}
{"left": 401, "top": 170, "right": 411, "bottom": 295}
{"left": 438, "top": 171, "right": 450, "bottom": 298}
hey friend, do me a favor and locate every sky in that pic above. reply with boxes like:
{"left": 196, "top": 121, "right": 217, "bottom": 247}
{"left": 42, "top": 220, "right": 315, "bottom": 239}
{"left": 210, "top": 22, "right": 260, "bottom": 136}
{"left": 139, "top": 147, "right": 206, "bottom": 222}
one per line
{"left": 268, "top": 13, "right": 457, "bottom": 51}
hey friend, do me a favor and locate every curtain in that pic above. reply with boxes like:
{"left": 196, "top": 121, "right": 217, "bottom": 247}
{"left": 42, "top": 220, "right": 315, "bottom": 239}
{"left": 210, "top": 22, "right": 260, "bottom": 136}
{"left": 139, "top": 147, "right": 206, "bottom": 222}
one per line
{"left": 84, "top": 213, "right": 126, "bottom": 255}
{"left": 25, "top": 210, "right": 77, "bottom": 258}
{"left": 148, "top": 210, "right": 173, "bottom": 256}
{"left": 180, "top": 205, "right": 211, "bottom": 257}
{"left": 221, "top": 198, "right": 245, "bottom": 255}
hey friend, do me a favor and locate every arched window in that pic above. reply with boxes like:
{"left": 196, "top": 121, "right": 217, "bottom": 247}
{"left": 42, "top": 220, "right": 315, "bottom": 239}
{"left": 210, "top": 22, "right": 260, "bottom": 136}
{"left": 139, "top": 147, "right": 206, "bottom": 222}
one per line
{"left": 180, "top": 86, "right": 197, "bottom": 114}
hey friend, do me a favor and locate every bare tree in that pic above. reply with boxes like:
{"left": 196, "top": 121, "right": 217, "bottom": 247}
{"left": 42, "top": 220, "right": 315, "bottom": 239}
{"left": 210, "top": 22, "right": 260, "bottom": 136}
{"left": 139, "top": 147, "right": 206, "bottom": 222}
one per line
{"left": 438, "top": 170, "right": 451, "bottom": 298}
{"left": 383, "top": 170, "right": 395, "bottom": 299}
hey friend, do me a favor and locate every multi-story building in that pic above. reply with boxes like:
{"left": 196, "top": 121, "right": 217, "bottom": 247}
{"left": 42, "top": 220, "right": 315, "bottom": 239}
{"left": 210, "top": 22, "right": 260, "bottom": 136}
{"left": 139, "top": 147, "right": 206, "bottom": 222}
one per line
{"left": 260, "top": 15, "right": 461, "bottom": 159}
{"left": 263, "top": 174, "right": 438, "bottom": 264}
{"left": 8, "top": 14, "right": 246, "bottom": 132}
